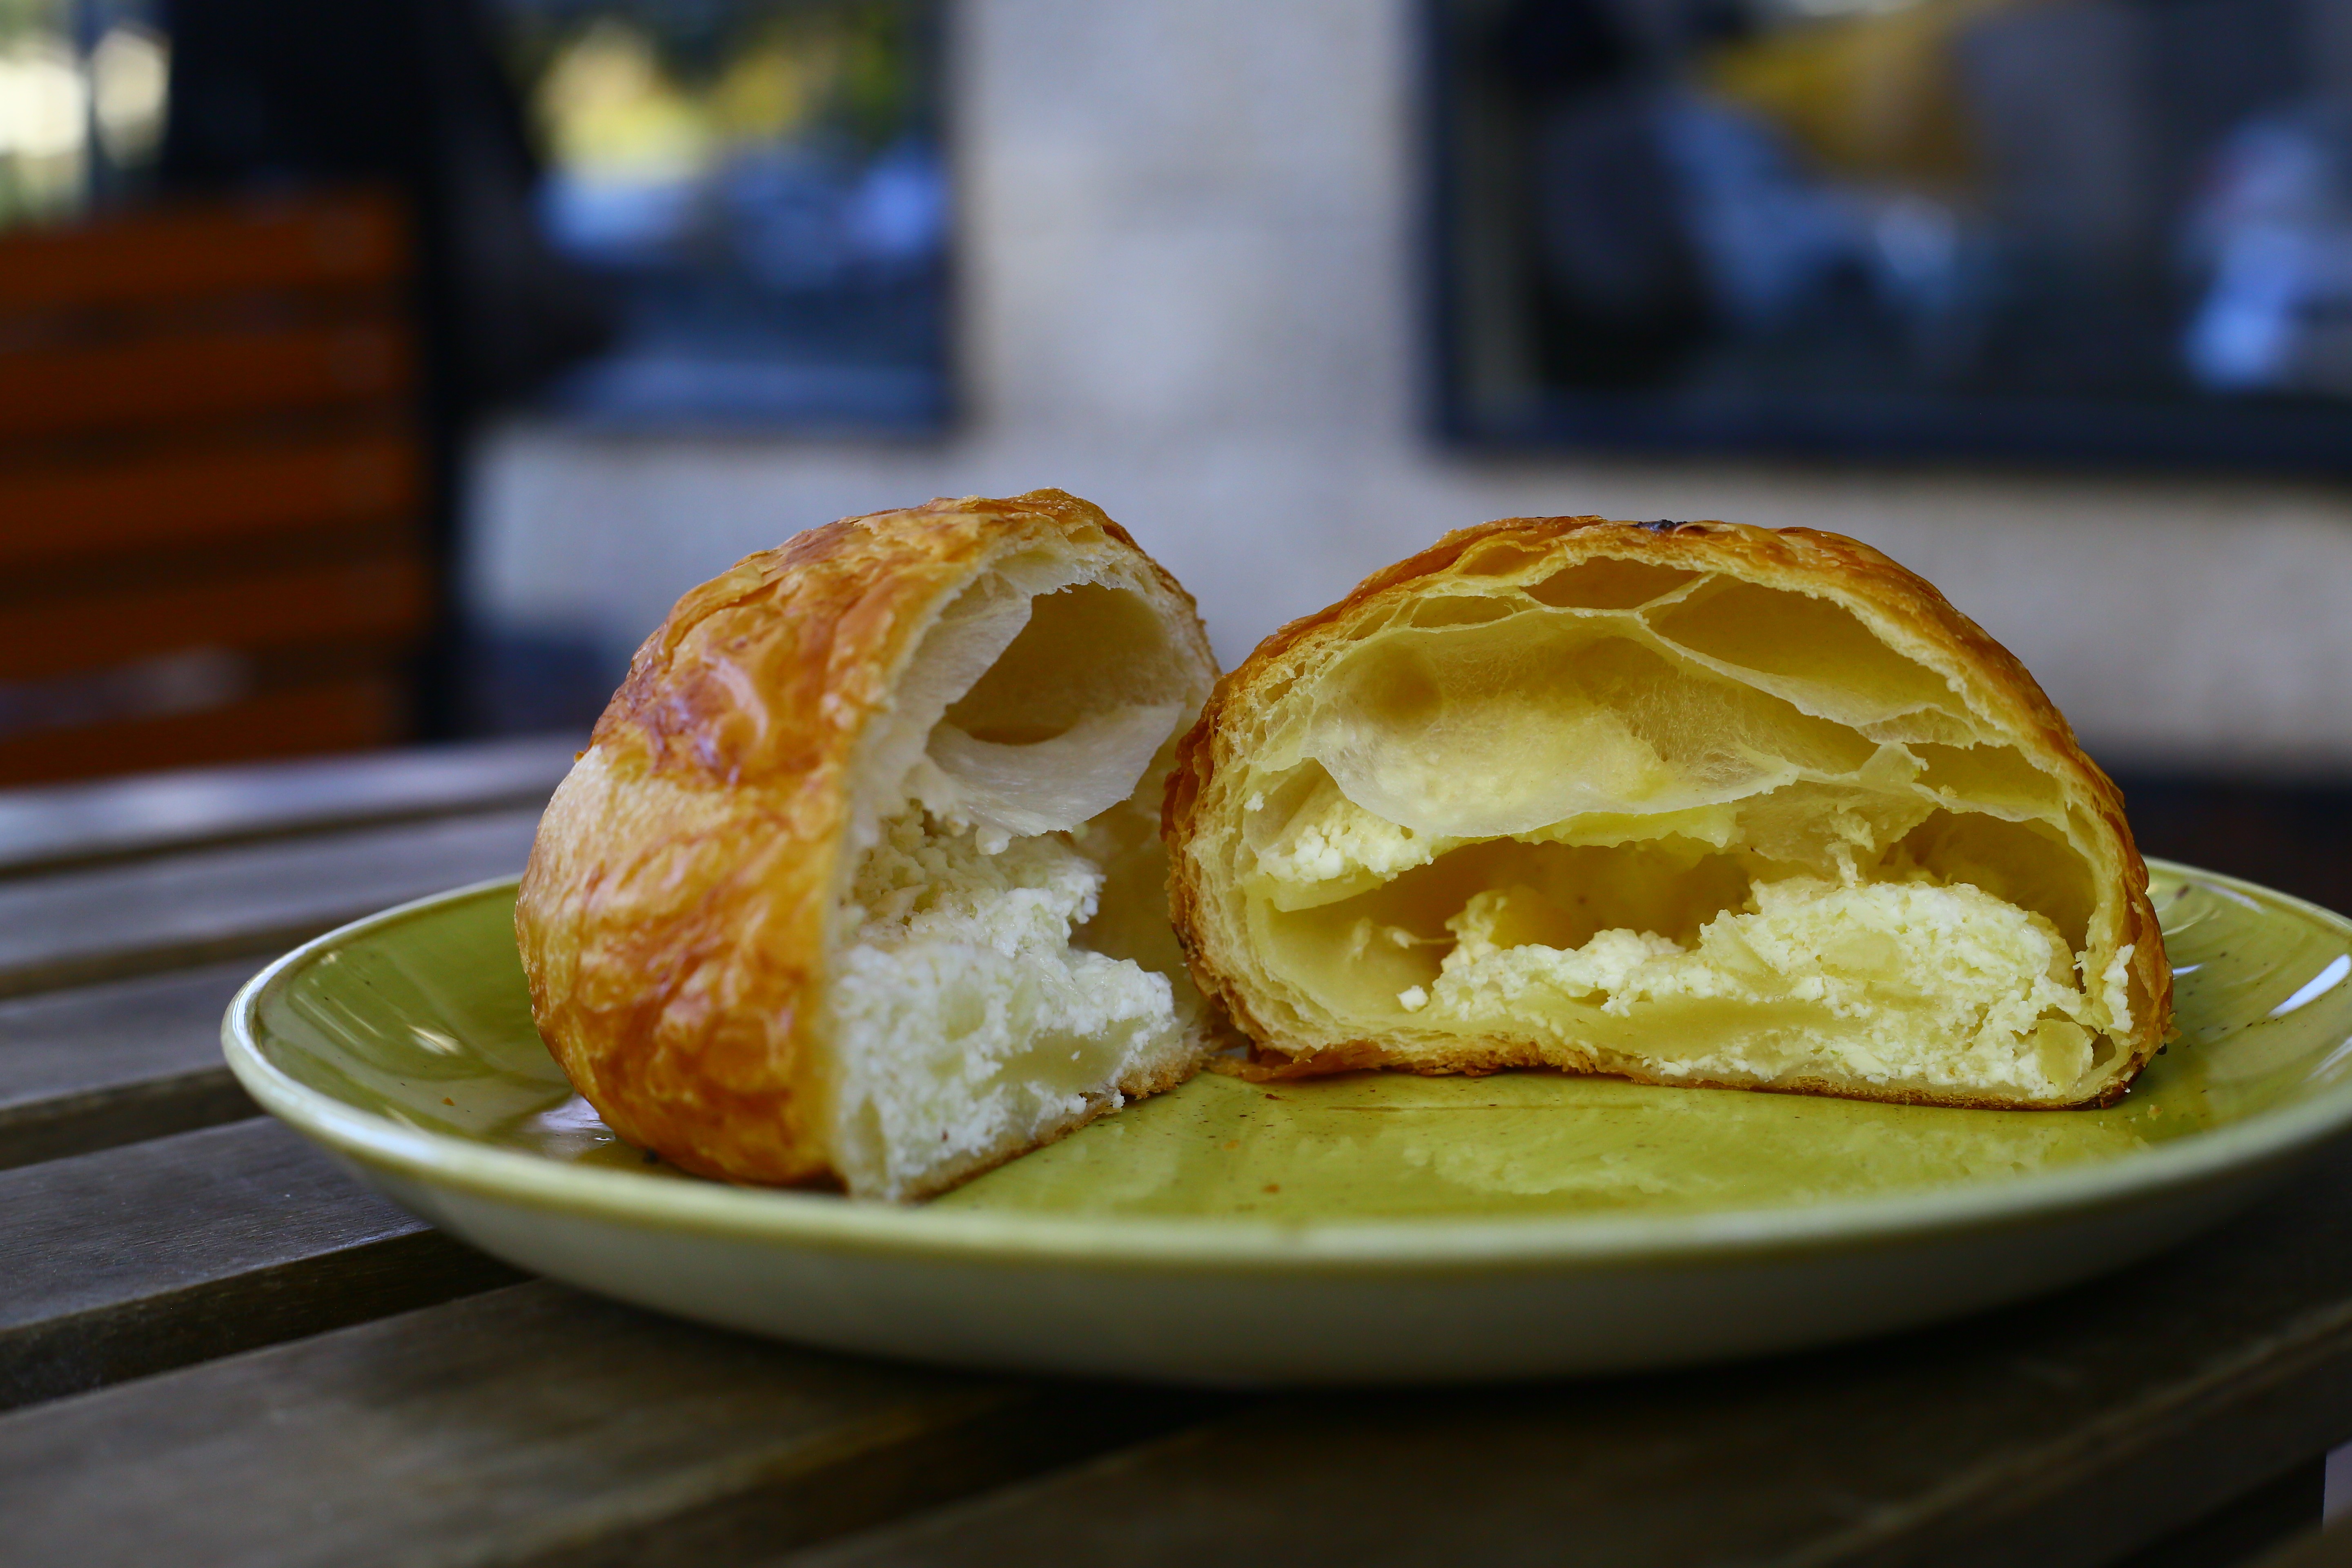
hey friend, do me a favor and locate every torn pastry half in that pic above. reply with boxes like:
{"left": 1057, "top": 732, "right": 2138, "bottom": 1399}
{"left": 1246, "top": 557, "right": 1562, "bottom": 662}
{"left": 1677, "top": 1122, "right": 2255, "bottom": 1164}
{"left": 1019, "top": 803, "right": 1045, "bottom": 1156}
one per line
{"left": 516, "top": 490, "right": 1221, "bottom": 1199}
{"left": 1166, "top": 517, "right": 2170, "bottom": 1109}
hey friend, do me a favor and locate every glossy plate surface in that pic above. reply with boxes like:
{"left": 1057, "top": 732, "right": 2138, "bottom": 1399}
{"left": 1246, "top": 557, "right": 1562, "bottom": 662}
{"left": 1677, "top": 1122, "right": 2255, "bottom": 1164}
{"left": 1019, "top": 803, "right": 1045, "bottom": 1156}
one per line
{"left": 225, "top": 862, "right": 2352, "bottom": 1384}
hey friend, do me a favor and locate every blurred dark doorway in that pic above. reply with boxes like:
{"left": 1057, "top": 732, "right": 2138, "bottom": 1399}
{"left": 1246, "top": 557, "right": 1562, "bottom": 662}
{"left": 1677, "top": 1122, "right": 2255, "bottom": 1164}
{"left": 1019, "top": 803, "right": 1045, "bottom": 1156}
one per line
{"left": 0, "top": 0, "right": 949, "bottom": 761}
{"left": 158, "top": 0, "right": 615, "bottom": 739}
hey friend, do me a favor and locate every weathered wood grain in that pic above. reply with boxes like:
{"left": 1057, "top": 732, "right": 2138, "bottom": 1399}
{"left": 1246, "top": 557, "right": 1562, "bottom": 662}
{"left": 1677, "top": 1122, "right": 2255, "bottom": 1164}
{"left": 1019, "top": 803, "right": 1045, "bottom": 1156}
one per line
{"left": 0, "top": 1118, "right": 519, "bottom": 1410}
{"left": 0, "top": 960, "right": 263, "bottom": 1169}
{"left": 7, "top": 740, "right": 2346, "bottom": 1566}
{"left": 784, "top": 1142, "right": 2352, "bottom": 1568}
{"left": 0, "top": 804, "right": 541, "bottom": 997}
{"left": 0, "top": 734, "right": 574, "bottom": 876}
{"left": 0, "top": 1281, "right": 1219, "bottom": 1568}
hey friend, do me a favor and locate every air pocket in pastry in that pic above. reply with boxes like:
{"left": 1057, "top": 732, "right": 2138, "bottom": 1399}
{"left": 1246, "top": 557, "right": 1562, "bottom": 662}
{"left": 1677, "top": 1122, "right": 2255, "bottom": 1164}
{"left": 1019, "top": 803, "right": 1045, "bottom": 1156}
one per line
{"left": 1165, "top": 517, "right": 2169, "bottom": 1109}
{"left": 517, "top": 490, "right": 1221, "bottom": 1198}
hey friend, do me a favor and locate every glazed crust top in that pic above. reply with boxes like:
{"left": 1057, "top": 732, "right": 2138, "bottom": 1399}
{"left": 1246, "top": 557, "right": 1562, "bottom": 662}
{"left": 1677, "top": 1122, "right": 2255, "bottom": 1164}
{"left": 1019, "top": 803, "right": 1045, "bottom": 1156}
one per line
{"left": 1165, "top": 516, "right": 2172, "bottom": 1104}
{"left": 515, "top": 489, "right": 1208, "bottom": 1185}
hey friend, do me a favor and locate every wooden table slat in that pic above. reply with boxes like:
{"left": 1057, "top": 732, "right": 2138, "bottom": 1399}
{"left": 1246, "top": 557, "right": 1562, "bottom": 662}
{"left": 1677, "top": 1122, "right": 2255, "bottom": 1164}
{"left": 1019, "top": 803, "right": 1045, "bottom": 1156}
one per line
{"left": 0, "top": 735, "right": 575, "bottom": 876}
{"left": 0, "top": 1281, "right": 1219, "bottom": 1568}
{"left": 0, "top": 804, "right": 542, "bottom": 998}
{"left": 0, "top": 1118, "right": 519, "bottom": 1410}
{"left": 0, "top": 960, "right": 268, "bottom": 1168}
{"left": 2256, "top": 1514, "right": 2352, "bottom": 1567}
{"left": 783, "top": 1145, "right": 2352, "bottom": 1568}
{"left": 5, "top": 738, "right": 2349, "bottom": 1567}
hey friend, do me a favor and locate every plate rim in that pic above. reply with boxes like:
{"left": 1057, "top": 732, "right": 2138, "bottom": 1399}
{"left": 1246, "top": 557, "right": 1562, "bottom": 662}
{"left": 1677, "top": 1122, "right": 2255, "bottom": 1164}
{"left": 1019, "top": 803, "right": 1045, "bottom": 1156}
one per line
{"left": 221, "top": 860, "right": 2352, "bottom": 1277}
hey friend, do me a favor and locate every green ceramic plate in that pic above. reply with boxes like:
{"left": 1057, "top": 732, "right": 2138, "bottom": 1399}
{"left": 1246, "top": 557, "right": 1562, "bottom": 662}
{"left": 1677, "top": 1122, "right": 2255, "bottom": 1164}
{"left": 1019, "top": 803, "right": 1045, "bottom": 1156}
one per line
{"left": 224, "top": 861, "right": 2352, "bottom": 1385}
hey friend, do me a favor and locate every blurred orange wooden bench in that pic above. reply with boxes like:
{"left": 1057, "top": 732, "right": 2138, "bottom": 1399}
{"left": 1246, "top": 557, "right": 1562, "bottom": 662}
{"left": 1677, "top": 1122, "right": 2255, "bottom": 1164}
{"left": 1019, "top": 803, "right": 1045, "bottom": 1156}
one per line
{"left": 0, "top": 189, "right": 428, "bottom": 786}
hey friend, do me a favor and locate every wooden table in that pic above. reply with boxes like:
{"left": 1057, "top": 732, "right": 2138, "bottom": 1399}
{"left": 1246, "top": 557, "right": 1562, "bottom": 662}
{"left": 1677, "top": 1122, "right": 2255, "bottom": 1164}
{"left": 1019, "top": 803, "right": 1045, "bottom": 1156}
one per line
{"left": 6, "top": 739, "right": 2352, "bottom": 1568}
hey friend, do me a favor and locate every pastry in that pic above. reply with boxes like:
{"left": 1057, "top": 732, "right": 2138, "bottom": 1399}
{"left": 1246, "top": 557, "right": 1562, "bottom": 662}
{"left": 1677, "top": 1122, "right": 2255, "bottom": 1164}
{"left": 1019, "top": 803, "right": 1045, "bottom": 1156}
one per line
{"left": 517, "top": 490, "right": 1221, "bottom": 1198}
{"left": 1166, "top": 517, "right": 2169, "bottom": 1109}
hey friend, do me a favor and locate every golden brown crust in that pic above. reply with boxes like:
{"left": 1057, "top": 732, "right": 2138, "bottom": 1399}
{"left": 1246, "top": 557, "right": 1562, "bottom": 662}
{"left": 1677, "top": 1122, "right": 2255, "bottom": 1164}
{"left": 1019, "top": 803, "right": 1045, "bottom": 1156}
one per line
{"left": 1165, "top": 516, "right": 2171, "bottom": 1108}
{"left": 517, "top": 489, "right": 1212, "bottom": 1187}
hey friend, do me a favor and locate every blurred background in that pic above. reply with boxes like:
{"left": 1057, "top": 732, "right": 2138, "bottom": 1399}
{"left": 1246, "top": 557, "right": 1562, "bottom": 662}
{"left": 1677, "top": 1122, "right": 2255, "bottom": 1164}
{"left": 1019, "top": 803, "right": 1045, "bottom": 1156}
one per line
{"left": 3, "top": 0, "right": 2352, "bottom": 908}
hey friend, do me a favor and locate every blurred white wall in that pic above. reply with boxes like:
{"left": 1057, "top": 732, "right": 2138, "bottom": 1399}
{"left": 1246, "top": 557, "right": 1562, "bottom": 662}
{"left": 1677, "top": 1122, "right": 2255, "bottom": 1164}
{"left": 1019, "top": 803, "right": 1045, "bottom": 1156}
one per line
{"left": 469, "top": 0, "right": 2352, "bottom": 771}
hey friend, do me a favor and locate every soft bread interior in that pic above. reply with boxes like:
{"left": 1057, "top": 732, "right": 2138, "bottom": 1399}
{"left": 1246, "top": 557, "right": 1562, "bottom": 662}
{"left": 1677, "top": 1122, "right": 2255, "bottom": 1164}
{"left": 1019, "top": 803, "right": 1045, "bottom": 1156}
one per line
{"left": 1219, "top": 556, "right": 2139, "bottom": 1105}
{"left": 826, "top": 551, "right": 1208, "bottom": 1199}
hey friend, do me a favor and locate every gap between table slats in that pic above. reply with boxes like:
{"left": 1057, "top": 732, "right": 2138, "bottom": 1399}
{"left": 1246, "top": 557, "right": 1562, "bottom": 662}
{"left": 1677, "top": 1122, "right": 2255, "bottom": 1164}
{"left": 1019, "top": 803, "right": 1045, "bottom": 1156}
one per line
{"left": 20, "top": 746, "right": 2350, "bottom": 1565}
{"left": 0, "top": 803, "right": 541, "bottom": 999}
{"left": 0, "top": 960, "right": 267, "bottom": 1169}
{"left": 0, "top": 1281, "right": 1227, "bottom": 1568}
{"left": 0, "top": 749, "right": 561, "bottom": 1167}
{"left": 0, "top": 736, "right": 577, "bottom": 879}
{"left": 0, "top": 1117, "right": 523, "bottom": 1410}
{"left": 775, "top": 1140, "right": 2352, "bottom": 1568}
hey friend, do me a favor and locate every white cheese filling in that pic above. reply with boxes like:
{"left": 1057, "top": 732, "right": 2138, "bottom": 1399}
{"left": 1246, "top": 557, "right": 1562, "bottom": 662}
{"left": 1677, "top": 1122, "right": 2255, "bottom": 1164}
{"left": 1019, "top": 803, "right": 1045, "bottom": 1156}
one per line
{"left": 1423, "top": 877, "right": 2101, "bottom": 1098}
{"left": 827, "top": 809, "right": 1180, "bottom": 1199}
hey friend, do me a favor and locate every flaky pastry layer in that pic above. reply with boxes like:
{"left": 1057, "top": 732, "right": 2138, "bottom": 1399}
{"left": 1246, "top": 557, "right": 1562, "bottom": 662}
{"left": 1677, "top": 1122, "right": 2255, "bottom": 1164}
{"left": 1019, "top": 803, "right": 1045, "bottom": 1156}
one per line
{"left": 1165, "top": 517, "right": 2171, "bottom": 1109}
{"left": 516, "top": 490, "right": 1218, "bottom": 1196}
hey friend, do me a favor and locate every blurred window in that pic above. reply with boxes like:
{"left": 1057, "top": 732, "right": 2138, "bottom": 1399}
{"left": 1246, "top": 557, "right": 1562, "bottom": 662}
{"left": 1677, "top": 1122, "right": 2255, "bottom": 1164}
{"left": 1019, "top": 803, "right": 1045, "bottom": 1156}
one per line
{"left": 0, "top": 0, "right": 166, "bottom": 228}
{"left": 1433, "top": 0, "right": 2352, "bottom": 470}
{"left": 0, "top": 1, "right": 947, "bottom": 434}
{"left": 490, "top": 0, "right": 949, "bottom": 430}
